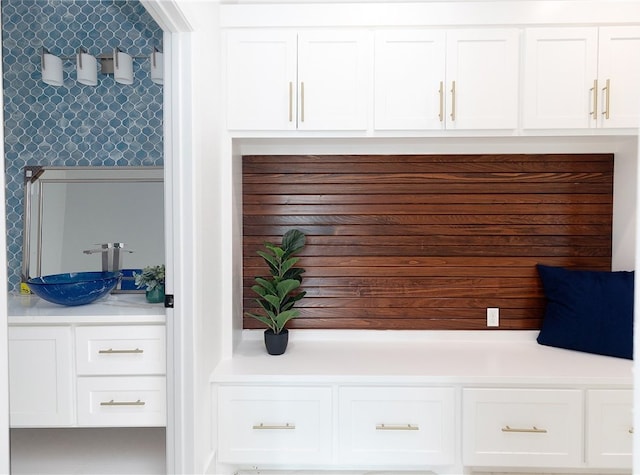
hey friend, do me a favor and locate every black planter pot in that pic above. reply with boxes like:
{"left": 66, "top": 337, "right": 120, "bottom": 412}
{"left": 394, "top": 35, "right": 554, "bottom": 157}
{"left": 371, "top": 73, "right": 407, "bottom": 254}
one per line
{"left": 264, "top": 328, "right": 289, "bottom": 355}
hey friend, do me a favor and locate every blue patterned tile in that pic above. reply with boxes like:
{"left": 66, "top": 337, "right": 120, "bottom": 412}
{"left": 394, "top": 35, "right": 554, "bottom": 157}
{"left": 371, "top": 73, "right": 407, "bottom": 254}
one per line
{"left": 2, "top": 0, "right": 163, "bottom": 291}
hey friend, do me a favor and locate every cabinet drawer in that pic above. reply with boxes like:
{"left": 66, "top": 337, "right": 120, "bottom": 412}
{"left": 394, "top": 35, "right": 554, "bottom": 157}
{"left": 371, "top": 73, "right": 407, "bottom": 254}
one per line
{"left": 586, "top": 389, "right": 632, "bottom": 469}
{"left": 463, "top": 388, "right": 582, "bottom": 468}
{"left": 218, "top": 386, "right": 332, "bottom": 465}
{"left": 77, "top": 376, "right": 166, "bottom": 427}
{"left": 75, "top": 325, "right": 165, "bottom": 375}
{"left": 338, "top": 387, "right": 455, "bottom": 466}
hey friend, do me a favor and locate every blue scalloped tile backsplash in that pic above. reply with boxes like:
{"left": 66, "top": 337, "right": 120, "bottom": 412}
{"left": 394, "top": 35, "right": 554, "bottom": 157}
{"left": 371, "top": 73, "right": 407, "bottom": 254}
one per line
{"left": 2, "top": 0, "right": 163, "bottom": 291}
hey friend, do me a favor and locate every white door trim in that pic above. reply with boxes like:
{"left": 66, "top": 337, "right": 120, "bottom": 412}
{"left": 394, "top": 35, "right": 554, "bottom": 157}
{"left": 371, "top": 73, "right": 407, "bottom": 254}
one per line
{"left": 140, "top": 2, "right": 195, "bottom": 473}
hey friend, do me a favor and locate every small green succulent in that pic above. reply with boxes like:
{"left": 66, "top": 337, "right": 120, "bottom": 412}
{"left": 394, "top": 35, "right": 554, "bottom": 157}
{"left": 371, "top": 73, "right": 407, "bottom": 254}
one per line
{"left": 133, "top": 265, "right": 165, "bottom": 291}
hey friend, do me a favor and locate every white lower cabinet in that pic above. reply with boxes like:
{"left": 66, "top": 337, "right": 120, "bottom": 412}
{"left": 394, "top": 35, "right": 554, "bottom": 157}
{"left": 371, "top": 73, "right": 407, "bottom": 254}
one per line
{"left": 9, "top": 322, "right": 166, "bottom": 428}
{"left": 215, "top": 384, "right": 631, "bottom": 473}
{"left": 217, "top": 386, "right": 332, "bottom": 466}
{"left": 586, "top": 389, "right": 632, "bottom": 469}
{"left": 338, "top": 386, "right": 455, "bottom": 466}
{"left": 462, "top": 388, "right": 583, "bottom": 468}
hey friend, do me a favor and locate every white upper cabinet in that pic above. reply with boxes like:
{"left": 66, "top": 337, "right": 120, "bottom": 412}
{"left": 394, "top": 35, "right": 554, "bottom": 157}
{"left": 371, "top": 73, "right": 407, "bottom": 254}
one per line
{"left": 226, "top": 30, "right": 297, "bottom": 130}
{"left": 226, "top": 29, "right": 371, "bottom": 131}
{"left": 523, "top": 26, "right": 640, "bottom": 129}
{"left": 374, "top": 29, "right": 519, "bottom": 130}
{"left": 297, "top": 31, "right": 371, "bottom": 130}
{"left": 597, "top": 26, "right": 640, "bottom": 129}
{"left": 374, "top": 30, "right": 446, "bottom": 130}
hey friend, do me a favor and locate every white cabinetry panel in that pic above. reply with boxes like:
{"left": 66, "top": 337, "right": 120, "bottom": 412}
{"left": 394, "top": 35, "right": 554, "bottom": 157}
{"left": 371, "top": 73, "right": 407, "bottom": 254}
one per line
{"left": 374, "top": 28, "right": 519, "bottom": 130}
{"left": 226, "top": 30, "right": 297, "bottom": 131}
{"left": 218, "top": 386, "right": 332, "bottom": 465}
{"left": 9, "top": 326, "right": 74, "bottom": 427}
{"left": 586, "top": 389, "right": 632, "bottom": 469}
{"left": 298, "top": 30, "right": 370, "bottom": 130}
{"left": 338, "top": 386, "right": 455, "bottom": 466}
{"left": 374, "top": 30, "right": 446, "bottom": 130}
{"left": 524, "top": 26, "right": 640, "bottom": 129}
{"left": 226, "top": 29, "right": 371, "bottom": 131}
{"left": 445, "top": 29, "right": 519, "bottom": 129}
{"left": 463, "top": 388, "right": 582, "bottom": 468}
{"left": 597, "top": 26, "right": 640, "bottom": 129}
{"left": 523, "top": 28, "right": 598, "bottom": 129}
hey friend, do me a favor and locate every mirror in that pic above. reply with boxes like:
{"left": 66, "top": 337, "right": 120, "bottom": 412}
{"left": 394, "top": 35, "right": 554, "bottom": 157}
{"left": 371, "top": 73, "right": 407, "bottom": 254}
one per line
{"left": 22, "top": 166, "right": 164, "bottom": 290}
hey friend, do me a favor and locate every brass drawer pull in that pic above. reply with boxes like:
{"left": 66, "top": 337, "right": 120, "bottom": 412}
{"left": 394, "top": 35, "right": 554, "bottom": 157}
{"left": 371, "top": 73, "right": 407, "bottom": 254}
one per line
{"left": 300, "top": 81, "right": 305, "bottom": 123}
{"left": 450, "top": 80, "right": 456, "bottom": 121}
{"left": 252, "top": 422, "right": 295, "bottom": 430}
{"left": 438, "top": 81, "right": 444, "bottom": 122}
{"left": 376, "top": 423, "right": 419, "bottom": 431}
{"left": 602, "top": 78, "right": 611, "bottom": 120}
{"left": 502, "top": 425, "right": 547, "bottom": 433}
{"left": 590, "top": 78, "right": 598, "bottom": 118}
{"left": 98, "top": 348, "right": 144, "bottom": 354}
{"left": 100, "top": 399, "right": 145, "bottom": 407}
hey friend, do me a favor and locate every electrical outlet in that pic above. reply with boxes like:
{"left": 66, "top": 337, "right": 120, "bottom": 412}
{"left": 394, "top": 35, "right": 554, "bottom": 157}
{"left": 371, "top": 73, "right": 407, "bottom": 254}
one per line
{"left": 487, "top": 307, "right": 499, "bottom": 327}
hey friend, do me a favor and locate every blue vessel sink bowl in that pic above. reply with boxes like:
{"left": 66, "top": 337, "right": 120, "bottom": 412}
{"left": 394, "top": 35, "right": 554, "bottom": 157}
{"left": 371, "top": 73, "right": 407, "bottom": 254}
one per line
{"left": 27, "top": 271, "right": 121, "bottom": 306}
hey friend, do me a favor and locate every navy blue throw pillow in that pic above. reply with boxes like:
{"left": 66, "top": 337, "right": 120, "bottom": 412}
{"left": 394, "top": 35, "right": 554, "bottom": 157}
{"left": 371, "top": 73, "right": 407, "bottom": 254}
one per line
{"left": 536, "top": 264, "right": 634, "bottom": 359}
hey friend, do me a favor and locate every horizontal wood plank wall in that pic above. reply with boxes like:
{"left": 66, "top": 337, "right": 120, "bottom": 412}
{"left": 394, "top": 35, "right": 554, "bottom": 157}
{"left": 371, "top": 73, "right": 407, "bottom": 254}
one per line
{"left": 243, "top": 154, "right": 614, "bottom": 330}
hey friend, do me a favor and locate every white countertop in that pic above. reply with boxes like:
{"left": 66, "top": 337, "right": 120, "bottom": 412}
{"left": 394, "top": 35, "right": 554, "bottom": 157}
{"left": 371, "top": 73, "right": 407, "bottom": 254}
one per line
{"left": 7, "top": 293, "right": 166, "bottom": 325}
{"left": 211, "top": 330, "right": 633, "bottom": 387}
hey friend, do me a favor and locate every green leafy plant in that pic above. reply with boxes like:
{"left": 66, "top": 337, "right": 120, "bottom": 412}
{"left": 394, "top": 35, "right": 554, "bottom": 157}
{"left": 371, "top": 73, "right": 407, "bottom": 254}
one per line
{"left": 245, "top": 229, "right": 307, "bottom": 334}
{"left": 133, "top": 265, "right": 165, "bottom": 291}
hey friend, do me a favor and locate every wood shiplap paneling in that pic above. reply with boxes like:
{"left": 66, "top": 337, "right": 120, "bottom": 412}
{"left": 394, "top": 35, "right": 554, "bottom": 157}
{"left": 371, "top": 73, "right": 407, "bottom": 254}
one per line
{"left": 242, "top": 154, "right": 614, "bottom": 330}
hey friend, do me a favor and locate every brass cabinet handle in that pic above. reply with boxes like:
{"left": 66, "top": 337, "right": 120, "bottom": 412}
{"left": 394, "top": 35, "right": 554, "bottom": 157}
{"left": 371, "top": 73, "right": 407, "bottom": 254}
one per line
{"left": 300, "top": 81, "right": 305, "bottom": 123}
{"left": 252, "top": 422, "right": 295, "bottom": 430}
{"left": 590, "top": 79, "right": 598, "bottom": 119}
{"left": 100, "top": 399, "right": 145, "bottom": 406}
{"left": 438, "top": 81, "right": 444, "bottom": 122}
{"left": 376, "top": 423, "right": 419, "bottom": 431}
{"left": 450, "top": 81, "right": 456, "bottom": 121}
{"left": 502, "top": 425, "right": 547, "bottom": 433}
{"left": 98, "top": 348, "right": 143, "bottom": 354}
{"left": 602, "top": 78, "right": 611, "bottom": 120}
{"left": 288, "top": 81, "right": 293, "bottom": 122}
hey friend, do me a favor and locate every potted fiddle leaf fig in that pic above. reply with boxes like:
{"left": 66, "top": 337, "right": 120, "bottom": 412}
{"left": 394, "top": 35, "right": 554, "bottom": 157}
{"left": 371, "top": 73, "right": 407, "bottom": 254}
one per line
{"left": 245, "top": 229, "right": 306, "bottom": 355}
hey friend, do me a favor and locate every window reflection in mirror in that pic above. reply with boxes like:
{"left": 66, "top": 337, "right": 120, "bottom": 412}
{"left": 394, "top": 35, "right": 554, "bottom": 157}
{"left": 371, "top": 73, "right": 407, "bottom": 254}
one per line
{"left": 22, "top": 167, "right": 164, "bottom": 285}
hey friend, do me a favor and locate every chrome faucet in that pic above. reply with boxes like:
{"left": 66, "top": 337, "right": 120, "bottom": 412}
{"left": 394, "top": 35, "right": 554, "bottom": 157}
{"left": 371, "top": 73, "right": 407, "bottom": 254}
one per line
{"left": 83, "top": 242, "right": 133, "bottom": 273}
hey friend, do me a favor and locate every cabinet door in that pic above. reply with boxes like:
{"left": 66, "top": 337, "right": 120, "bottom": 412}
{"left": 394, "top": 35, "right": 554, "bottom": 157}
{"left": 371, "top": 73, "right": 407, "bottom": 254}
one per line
{"left": 297, "top": 30, "right": 371, "bottom": 130}
{"left": 374, "top": 30, "right": 446, "bottom": 130}
{"left": 598, "top": 26, "right": 640, "bottom": 129}
{"left": 338, "top": 386, "right": 455, "bottom": 466}
{"left": 8, "top": 326, "right": 74, "bottom": 427}
{"left": 217, "top": 386, "right": 332, "bottom": 465}
{"left": 463, "top": 388, "right": 583, "bottom": 468}
{"left": 523, "top": 27, "right": 598, "bottom": 129}
{"left": 586, "top": 389, "right": 632, "bottom": 469}
{"left": 226, "top": 30, "right": 297, "bottom": 130}
{"left": 446, "top": 29, "right": 520, "bottom": 129}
